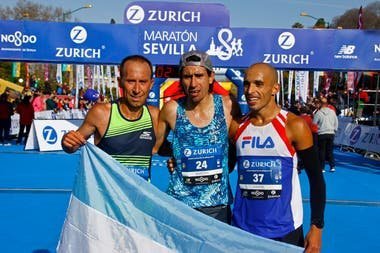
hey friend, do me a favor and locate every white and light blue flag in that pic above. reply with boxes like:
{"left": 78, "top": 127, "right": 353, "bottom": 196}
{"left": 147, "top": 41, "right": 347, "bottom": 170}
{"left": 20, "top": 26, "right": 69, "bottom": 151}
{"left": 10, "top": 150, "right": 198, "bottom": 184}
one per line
{"left": 57, "top": 143, "right": 302, "bottom": 253}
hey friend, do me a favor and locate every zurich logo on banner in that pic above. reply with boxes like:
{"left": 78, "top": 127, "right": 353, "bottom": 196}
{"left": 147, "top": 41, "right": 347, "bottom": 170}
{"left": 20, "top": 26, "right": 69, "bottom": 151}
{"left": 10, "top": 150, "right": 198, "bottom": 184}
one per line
{"left": 349, "top": 126, "right": 361, "bottom": 145}
{"left": 43, "top": 126, "right": 58, "bottom": 144}
{"left": 70, "top": 26, "right": 87, "bottom": 44}
{"left": 124, "top": 1, "right": 230, "bottom": 27}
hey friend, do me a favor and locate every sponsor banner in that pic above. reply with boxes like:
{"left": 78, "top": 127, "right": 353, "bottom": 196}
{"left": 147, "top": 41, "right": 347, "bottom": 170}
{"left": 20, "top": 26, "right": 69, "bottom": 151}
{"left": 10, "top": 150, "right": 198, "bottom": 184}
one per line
{"left": 225, "top": 68, "right": 248, "bottom": 114}
{"left": 288, "top": 70, "right": 294, "bottom": 101}
{"left": 332, "top": 30, "right": 380, "bottom": 71}
{"left": 0, "top": 20, "right": 139, "bottom": 65}
{"left": 25, "top": 119, "right": 93, "bottom": 151}
{"left": 147, "top": 78, "right": 165, "bottom": 107}
{"left": 10, "top": 113, "right": 20, "bottom": 136}
{"left": 124, "top": 1, "right": 229, "bottom": 27}
{"left": 0, "top": 20, "right": 379, "bottom": 70}
{"left": 335, "top": 119, "right": 380, "bottom": 153}
{"left": 294, "top": 71, "right": 309, "bottom": 103}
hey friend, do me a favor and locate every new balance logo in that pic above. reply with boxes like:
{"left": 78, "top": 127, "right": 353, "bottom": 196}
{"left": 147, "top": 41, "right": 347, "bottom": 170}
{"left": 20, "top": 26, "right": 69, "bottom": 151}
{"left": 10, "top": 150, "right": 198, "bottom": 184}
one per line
{"left": 334, "top": 45, "right": 358, "bottom": 59}
{"left": 338, "top": 45, "right": 355, "bottom": 55}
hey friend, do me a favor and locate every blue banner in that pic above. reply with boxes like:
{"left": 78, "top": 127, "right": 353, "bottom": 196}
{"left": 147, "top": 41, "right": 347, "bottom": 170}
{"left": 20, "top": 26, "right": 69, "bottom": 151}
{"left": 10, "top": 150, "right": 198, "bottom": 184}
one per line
{"left": 0, "top": 20, "right": 379, "bottom": 71}
{"left": 124, "top": 1, "right": 229, "bottom": 27}
{"left": 146, "top": 77, "right": 166, "bottom": 107}
{"left": 225, "top": 68, "right": 249, "bottom": 114}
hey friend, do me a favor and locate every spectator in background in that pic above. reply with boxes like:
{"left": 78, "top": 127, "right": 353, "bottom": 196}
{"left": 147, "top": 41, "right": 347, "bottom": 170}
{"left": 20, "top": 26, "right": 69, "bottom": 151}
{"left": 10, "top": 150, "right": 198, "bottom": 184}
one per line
{"left": 356, "top": 88, "right": 369, "bottom": 118}
{"left": 45, "top": 94, "right": 57, "bottom": 111}
{"left": 313, "top": 97, "right": 338, "bottom": 173}
{"left": 29, "top": 74, "right": 38, "bottom": 91}
{"left": 16, "top": 95, "right": 34, "bottom": 145}
{"left": 300, "top": 105, "right": 319, "bottom": 146}
{"left": 0, "top": 92, "right": 13, "bottom": 146}
{"left": 31, "top": 90, "right": 45, "bottom": 112}
{"left": 56, "top": 83, "right": 63, "bottom": 95}
{"left": 288, "top": 100, "right": 301, "bottom": 115}
{"left": 43, "top": 81, "right": 52, "bottom": 95}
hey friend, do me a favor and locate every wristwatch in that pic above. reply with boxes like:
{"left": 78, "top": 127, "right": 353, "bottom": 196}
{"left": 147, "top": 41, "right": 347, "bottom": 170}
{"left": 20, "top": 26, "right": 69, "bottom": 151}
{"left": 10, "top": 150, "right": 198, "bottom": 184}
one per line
{"left": 311, "top": 219, "right": 324, "bottom": 229}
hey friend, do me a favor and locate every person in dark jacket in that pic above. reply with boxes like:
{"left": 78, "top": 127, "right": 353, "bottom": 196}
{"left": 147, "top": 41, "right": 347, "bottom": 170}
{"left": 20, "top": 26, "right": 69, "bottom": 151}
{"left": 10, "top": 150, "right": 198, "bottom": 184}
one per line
{"left": 0, "top": 92, "right": 14, "bottom": 145}
{"left": 16, "top": 95, "right": 35, "bottom": 145}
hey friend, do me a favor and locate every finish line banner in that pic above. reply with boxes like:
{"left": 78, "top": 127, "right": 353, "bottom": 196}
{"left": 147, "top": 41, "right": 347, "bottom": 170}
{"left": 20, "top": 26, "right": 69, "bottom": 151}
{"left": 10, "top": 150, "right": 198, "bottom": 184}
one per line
{"left": 0, "top": 20, "right": 379, "bottom": 70}
{"left": 57, "top": 143, "right": 302, "bottom": 253}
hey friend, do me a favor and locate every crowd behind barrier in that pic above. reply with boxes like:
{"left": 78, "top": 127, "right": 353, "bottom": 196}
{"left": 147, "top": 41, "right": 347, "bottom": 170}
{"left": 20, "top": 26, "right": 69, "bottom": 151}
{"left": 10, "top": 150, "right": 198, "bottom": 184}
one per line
{"left": 34, "top": 109, "right": 87, "bottom": 120}
{"left": 9, "top": 104, "right": 380, "bottom": 158}
{"left": 10, "top": 109, "right": 87, "bottom": 136}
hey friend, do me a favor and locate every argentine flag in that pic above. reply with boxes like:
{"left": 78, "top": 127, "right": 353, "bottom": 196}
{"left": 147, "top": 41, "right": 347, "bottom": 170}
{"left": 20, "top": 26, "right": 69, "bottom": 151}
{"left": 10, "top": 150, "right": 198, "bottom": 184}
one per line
{"left": 57, "top": 143, "right": 302, "bottom": 253}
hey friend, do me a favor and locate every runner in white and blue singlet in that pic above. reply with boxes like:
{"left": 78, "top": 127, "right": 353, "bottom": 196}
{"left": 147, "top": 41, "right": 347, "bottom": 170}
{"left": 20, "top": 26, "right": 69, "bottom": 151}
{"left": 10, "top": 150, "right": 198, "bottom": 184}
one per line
{"left": 229, "top": 63, "right": 325, "bottom": 252}
{"left": 233, "top": 110, "right": 302, "bottom": 238}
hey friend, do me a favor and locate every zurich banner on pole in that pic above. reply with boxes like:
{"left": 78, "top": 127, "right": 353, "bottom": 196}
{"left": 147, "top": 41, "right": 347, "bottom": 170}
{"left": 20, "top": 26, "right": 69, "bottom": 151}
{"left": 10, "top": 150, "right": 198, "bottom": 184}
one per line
{"left": 0, "top": 20, "right": 379, "bottom": 70}
{"left": 57, "top": 143, "right": 302, "bottom": 253}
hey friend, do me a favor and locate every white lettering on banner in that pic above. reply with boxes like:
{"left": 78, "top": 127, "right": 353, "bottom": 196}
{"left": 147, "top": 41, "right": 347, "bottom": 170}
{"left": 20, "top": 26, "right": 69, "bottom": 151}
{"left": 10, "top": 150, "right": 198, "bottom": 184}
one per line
{"left": 207, "top": 28, "right": 244, "bottom": 60}
{"left": 144, "top": 30, "right": 198, "bottom": 42}
{"left": 0, "top": 31, "right": 37, "bottom": 47}
{"left": 148, "top": 10, "right": 201, "bottom": 23}
{"left": 362, "top": 132, "right": 380, "bottom": 145}
{"left": 56, "top": 48, "right": 102, "bottom": 59}
{"left": 143, "top": 43, "right": 196, "bottom": 55}
{"left": 263, "top": 54, "right": 309, "bottom": 64}
{"left": 374, "top": 44, "right": 380, "bottom": 53}
{"left": 334, "top": 45, "right": 358, "bottom": 59}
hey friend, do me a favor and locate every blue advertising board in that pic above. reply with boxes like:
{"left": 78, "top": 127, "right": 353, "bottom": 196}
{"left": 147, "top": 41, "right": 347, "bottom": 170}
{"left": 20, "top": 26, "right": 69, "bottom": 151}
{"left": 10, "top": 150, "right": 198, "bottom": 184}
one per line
{"left": 0, "top": 20, "right": 379, "bottom": 71}
{"left": 124, "top": 1, "right": 230, "bottom": 27}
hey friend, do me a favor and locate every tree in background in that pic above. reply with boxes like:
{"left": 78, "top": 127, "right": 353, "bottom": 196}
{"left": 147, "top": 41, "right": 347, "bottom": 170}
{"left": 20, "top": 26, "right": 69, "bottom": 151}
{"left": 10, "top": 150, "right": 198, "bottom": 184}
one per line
{"left": 0, "top": 0, "right": 65, "bottom": 21}
{"left": 331, "top": 2, "right": 380, "bottom": 29}
{"left": 292, "top": 22, "right": 304, "bottom": 28}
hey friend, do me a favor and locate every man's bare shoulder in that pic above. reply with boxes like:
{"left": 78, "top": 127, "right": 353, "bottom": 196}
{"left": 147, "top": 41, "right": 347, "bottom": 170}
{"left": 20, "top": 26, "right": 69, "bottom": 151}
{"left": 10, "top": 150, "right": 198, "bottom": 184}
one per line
{"left": 85, "top": 102, "right": 111, "bottom": 123}
{"left": 286, "top": 111, "right": 308, "bottom": 129}
{"left": 88, "top": 102, "right": 111, "bottom": 114}
{"left": 162, "top": 100, "right": 178, "bottom": 112}
{"left": 286, "top": 111, "right": 313, "bottom": 148}
{"left": 147, "top": 104, "right": 160, "bottom": 114}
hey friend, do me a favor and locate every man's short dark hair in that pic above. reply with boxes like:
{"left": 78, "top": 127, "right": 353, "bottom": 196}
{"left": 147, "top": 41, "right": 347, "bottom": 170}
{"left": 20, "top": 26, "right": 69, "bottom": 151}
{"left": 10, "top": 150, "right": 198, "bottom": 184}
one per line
{"left": 120, "top": 55, "right": 153, "bottom": 78}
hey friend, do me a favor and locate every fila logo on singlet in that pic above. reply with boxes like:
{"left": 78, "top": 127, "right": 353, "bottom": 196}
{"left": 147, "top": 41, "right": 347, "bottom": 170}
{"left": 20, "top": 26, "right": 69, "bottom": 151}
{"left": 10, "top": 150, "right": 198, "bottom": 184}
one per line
{"left": 241, "top": 136, "right": 274, "bottom": 149}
